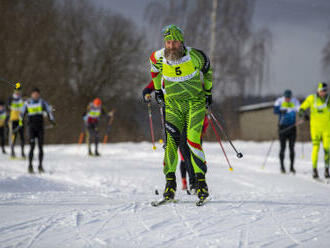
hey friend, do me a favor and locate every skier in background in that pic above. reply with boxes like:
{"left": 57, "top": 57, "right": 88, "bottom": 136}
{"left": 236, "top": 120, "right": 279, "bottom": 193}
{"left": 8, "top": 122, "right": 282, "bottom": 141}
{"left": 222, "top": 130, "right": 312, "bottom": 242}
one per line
{"left": 20, "top": 88, "right": 55, "bottom": 173}
{"left": 84, "top": 98, "right": 108, "bottom": 156}
{"left": 149, "top": 25, "right": 213, "bottom": 202}
{"left": 0, "top": 101, "right": 7, "bottom": 154}
{"left": 7, "top": 87, "right": 25, "bottom": 158}
{"left": 299, "top": 82, "right": 330, "bottom": 179}
{"left": 274, "top": 90, "right": 300, "bottom": 174}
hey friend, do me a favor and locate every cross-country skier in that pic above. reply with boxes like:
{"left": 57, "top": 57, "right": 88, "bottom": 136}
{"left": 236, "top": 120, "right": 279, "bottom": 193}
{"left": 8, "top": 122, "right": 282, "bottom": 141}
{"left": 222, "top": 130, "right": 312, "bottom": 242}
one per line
{"left": 143, "top": 80, "right": 210, "bottom": 193}
{"left": 7, "top": 87, "right": 25, "bottom": 158}
{"left": 149, "top": 25, "right": 213, "bottom": 202}
{"left": 143, "top": 80, "right": 197, "bottom": 192}
{"left": 0, "top": 101, "right": 7, "bottom": 154}
{"left": 84, "top": 98, "right": 107, "bottom": 156}
{"left": 20, "top": 88, "right": 55, "bottom": 173}
{"left": 299, "top": 82, "right": 330, "bottom": 179}
{"left": 274, "top": 90, "right": 300, "bottom": 174}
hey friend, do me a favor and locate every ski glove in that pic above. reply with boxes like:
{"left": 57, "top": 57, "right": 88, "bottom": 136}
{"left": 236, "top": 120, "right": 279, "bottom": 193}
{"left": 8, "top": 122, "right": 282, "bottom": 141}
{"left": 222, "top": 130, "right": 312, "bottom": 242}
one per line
{"left": 205, "top": 94, "right": 212, "bottom": 108}
{"left": 155, "top": 90, "right": 164, "bottom": 104}
{"left": 142, "top": 88, "right": 152, "bottom": 103}
{"left": 280, "top": 109, "right": 288, "bottom": 114}
{"left": 298, "top": 109, "right": 309, "bottom": 121}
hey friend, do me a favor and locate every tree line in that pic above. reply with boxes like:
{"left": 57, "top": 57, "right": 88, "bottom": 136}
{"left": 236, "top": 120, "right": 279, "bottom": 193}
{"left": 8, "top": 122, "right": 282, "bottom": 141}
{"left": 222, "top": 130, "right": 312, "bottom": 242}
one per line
{"left": 0, "top": 0, "right": 272, "bottom": 143}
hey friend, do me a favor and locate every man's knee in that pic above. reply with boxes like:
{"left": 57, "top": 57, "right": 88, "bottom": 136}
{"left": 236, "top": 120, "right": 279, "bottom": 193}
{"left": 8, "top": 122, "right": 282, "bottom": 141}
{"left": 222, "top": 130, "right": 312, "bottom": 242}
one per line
{"left": 165, "top": 121, "right": 181, "bottom": 147}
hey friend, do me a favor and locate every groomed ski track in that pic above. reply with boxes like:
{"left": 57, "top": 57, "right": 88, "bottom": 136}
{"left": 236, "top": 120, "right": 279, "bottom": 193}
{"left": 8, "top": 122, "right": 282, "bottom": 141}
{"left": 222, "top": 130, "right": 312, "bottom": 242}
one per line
{"left": 0, "top": 142, "right": 329, "bottom": 248}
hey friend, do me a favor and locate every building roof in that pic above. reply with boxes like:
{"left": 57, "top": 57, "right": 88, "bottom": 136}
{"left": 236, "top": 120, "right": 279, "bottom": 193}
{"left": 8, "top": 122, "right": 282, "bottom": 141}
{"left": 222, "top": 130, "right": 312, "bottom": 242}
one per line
{"left": 239, "top": 101, "right": 274, "bottom": 112}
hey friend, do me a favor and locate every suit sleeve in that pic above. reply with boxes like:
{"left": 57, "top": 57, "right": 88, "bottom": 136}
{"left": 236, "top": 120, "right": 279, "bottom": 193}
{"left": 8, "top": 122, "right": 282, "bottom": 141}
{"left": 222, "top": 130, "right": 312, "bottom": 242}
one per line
{"left": 299, "top": 95, "right": 313, "bottom": 111}
{"left": 42, "top": 100, "right": 55, "bottom": 121}
{"left": 143, "top": 80, "right": 155, "bottom": 96}
{"left": 19, "top": 102, "right": 27, "bottom": 120}
{"left": 150, "top": 51, "right": 162, "bottom": 91}
{"left": 191, "top": 48, "right": 213, "bottom": 95}
{"left": 273, "top": 98, "right": 282, "bottom": 115}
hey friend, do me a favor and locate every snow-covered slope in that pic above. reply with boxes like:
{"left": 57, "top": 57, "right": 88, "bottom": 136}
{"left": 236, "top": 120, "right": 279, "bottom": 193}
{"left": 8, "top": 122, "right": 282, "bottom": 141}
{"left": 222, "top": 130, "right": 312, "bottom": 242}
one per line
{"left": 0, "top": 142, "right": 329, "bottom": 248}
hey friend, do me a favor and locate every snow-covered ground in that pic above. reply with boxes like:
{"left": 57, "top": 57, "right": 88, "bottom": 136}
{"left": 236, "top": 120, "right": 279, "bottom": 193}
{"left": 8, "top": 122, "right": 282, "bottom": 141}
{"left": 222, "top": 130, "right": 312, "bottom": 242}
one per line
{"left": 0, "top": 141, "right": 329, "bottom": 248}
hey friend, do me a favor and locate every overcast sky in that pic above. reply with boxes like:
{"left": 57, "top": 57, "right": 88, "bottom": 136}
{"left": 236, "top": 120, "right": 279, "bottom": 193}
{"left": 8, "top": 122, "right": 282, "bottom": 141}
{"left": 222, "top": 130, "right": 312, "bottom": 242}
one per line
{"left": 95, "top": 0, "right": 330, "bottom": 97}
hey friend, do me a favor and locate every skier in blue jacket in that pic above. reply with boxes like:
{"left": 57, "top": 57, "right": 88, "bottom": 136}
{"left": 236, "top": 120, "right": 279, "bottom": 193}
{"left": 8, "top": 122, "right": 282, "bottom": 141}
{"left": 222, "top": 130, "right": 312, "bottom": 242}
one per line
{"left": 274, "top": 90, "right": 300, "bottom": 174}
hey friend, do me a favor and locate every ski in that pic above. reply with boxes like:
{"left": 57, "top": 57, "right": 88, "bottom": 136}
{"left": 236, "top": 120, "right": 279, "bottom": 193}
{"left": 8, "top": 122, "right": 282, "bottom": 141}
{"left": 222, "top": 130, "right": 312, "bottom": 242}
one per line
{"left": 151, "top": 199, "right": 178, "bottom": 207}
{"left": 196, "top": 198, "right": 208, "bottom": 206}
{"left": 313, "top": 178, "right": 330, "bottom": 184}
{"left": 10, "top": 157, "right": 26, "bottom": 161}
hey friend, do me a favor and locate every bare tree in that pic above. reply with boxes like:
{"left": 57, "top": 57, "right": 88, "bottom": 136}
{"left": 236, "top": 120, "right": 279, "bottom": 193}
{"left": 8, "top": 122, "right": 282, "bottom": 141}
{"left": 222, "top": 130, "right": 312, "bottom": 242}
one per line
{"left": 144, "top": 0, "right": 271, "bottom": 98}
{"left": 0, "top": 0, "right": 148, "bottom": 143}
{"left": 322, "top": 31, "right": 330, "bottom": 78}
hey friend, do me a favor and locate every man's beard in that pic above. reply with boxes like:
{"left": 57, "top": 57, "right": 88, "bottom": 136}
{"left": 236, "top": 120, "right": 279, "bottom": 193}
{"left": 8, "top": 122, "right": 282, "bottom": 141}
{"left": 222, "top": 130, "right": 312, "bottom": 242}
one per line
{"left": 164, "top": 45, "right": 184, "bottom": 62}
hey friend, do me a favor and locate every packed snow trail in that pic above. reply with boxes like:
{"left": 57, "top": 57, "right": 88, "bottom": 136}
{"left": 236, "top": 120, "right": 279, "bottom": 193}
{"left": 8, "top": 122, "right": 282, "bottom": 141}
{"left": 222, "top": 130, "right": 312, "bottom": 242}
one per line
{"left": 0, "top": 142, "right": 329, "bottom": 248}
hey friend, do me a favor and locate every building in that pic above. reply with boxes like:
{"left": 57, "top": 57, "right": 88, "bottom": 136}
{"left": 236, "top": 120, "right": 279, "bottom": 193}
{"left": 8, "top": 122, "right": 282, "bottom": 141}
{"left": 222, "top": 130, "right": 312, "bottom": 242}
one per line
{"left": 239, "top": 101, "right": 309, "bottom": 141}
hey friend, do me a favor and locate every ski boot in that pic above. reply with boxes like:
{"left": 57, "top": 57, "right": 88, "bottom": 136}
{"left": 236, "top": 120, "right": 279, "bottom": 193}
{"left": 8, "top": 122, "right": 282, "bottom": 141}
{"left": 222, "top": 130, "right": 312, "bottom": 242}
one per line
{"left": 280, "top": 165, "right": 286, "bottom": 174}
{"left": 95, "top": 151, "right": 100, "bottom": 157}
{"left": 181, "top": 178, "right": 187, "bottom": 190}
{"left": 324, "top": 168, "right": 330, "bottom": 178}
{"left": 2, "top": 148, "right": 6, "bottom": 154}
{"left": 28, "top": 165, "right": 34, "bottom": 174}
{"left": 290, "top": 166, "right": 296, "bottom": 174}
{"left": 38, "top": 165, "right": 45, "bottom": 174}
{"left": 196, "top": 173, "right": 209, "bottom": 200}
{"left": 163, "top": 172, "right": 177, "bottom": 200}
{"left": 88, "top": 149, "right": 93, "bottom": 156}
{"left": 313, "top": 168, "right": 319, "bottom": 179}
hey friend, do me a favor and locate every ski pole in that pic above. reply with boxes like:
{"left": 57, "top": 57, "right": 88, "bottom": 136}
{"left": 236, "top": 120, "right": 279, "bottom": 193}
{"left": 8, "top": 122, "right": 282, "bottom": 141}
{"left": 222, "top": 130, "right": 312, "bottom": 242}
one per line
{"left": 262, "top": 119, "right": 305, "bottom": 169}
{"left": 0, "top": 77, "right": 21, "bottom": 89}
{"left": 147, "top": 102, "right": 156, "bottom": 150}
{"left": 78, "top": 132, "right": 85, "bottom": 144}
{"left": 209, "top": 111, "right": 243, "bottom": 158}
{"left": 208, "top": 114, "right": 233, "bottom": 171}
{"left": 301, "top": 141, "right": 305, "bottom": 159}
{"left": 261, "top": 139, "right": 275, "bottom": 169}
{"left": 278, "top": 119, "right": 304, "bottom": 135}
{"left": 103, "top": 110, "right": 115, "bottom": 144}
{"left": 159, "top": 104, "right": 166, "bottom": 149}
